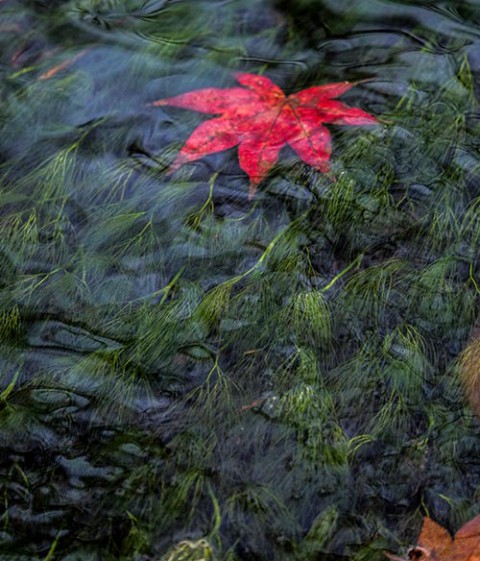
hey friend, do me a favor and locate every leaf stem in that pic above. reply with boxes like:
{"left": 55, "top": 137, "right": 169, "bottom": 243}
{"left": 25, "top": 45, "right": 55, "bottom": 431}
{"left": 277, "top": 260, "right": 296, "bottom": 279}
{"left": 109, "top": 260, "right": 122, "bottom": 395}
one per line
{"left": 320, "top": 253, "right": 363, "bottom": 293}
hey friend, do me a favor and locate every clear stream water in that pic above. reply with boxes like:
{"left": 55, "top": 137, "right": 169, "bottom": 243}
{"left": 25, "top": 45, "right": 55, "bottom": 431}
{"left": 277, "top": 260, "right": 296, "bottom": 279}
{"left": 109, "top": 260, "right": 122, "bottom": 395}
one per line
{"left": 2, "top": 1, "right": 480, "bottom": 560}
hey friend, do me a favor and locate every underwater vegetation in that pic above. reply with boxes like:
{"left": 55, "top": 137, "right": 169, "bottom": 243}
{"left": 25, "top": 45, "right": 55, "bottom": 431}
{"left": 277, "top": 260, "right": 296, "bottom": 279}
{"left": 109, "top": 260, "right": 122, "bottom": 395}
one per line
{"left": 2, "top": 0, "right": 480, "bottom": 560}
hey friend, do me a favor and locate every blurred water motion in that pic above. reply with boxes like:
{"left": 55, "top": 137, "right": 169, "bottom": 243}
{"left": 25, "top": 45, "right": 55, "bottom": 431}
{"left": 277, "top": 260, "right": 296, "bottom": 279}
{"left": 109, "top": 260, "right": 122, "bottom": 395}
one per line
{"left": 1, "top": 1, "right": 480, "bottom": 560}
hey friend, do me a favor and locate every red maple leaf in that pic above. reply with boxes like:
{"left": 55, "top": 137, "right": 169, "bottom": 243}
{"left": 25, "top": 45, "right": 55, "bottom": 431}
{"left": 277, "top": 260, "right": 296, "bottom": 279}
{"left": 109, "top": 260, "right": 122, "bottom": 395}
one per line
{"left": 152, "top": 72, "right": 379, "bottom": 197}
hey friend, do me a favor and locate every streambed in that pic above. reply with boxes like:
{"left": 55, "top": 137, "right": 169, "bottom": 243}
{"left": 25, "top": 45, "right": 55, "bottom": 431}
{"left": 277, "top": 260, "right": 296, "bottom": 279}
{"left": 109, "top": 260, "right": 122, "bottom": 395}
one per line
{"left": 1, "top": 1, "right": 480, "bottom": 560}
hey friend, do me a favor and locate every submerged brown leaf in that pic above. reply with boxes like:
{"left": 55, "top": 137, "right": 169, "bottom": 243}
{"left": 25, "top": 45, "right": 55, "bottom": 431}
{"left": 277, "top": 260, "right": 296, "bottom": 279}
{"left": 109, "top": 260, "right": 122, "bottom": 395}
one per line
{"left": 385, "top": 516, "right": 480, "bottom": 561}
{"left": 39, "top": 48, "right": 90, "bottom": 80}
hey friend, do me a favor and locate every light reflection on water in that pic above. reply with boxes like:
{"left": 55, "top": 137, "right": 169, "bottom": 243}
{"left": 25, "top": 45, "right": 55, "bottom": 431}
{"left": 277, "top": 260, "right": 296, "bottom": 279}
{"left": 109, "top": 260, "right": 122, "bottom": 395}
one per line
{"left": 1, "top": 0, "right": 480, "bottom": 559}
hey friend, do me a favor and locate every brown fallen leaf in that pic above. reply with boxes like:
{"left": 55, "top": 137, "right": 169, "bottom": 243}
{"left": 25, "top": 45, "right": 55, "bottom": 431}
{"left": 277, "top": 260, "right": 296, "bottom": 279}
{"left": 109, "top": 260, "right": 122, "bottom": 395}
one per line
{"left": 239, "top": 397, "right": 267, "bottom": 412}
{"left": 38, "top": 48, "right": 90, "bottom": 80}
{"left": 459, "top": 321, "right": 480, "bottom": 419}
{"left": 385, "top": 515, "right": 480, "bottom": 561}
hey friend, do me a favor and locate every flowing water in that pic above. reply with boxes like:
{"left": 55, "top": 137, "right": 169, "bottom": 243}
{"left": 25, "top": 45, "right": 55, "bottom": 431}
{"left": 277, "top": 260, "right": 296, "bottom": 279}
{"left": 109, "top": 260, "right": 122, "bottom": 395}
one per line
{"left": 2, "top": 0, "right": 480, "bottom": 559}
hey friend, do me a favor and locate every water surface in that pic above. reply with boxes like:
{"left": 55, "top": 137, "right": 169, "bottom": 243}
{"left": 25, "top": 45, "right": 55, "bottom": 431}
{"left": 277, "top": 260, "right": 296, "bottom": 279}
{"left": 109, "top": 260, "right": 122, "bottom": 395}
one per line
{"left": 2, "top": 1, "right": 480, "bottom": 559}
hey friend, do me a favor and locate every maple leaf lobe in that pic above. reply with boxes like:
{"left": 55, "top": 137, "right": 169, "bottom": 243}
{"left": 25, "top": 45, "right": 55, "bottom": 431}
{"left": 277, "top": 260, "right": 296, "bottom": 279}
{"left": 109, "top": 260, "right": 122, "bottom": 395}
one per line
{"left": 418, "top": 516, "right": 453, "bottom": 555}
{"left": 152, "top": 72, "right": 378, "bottom": 196}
